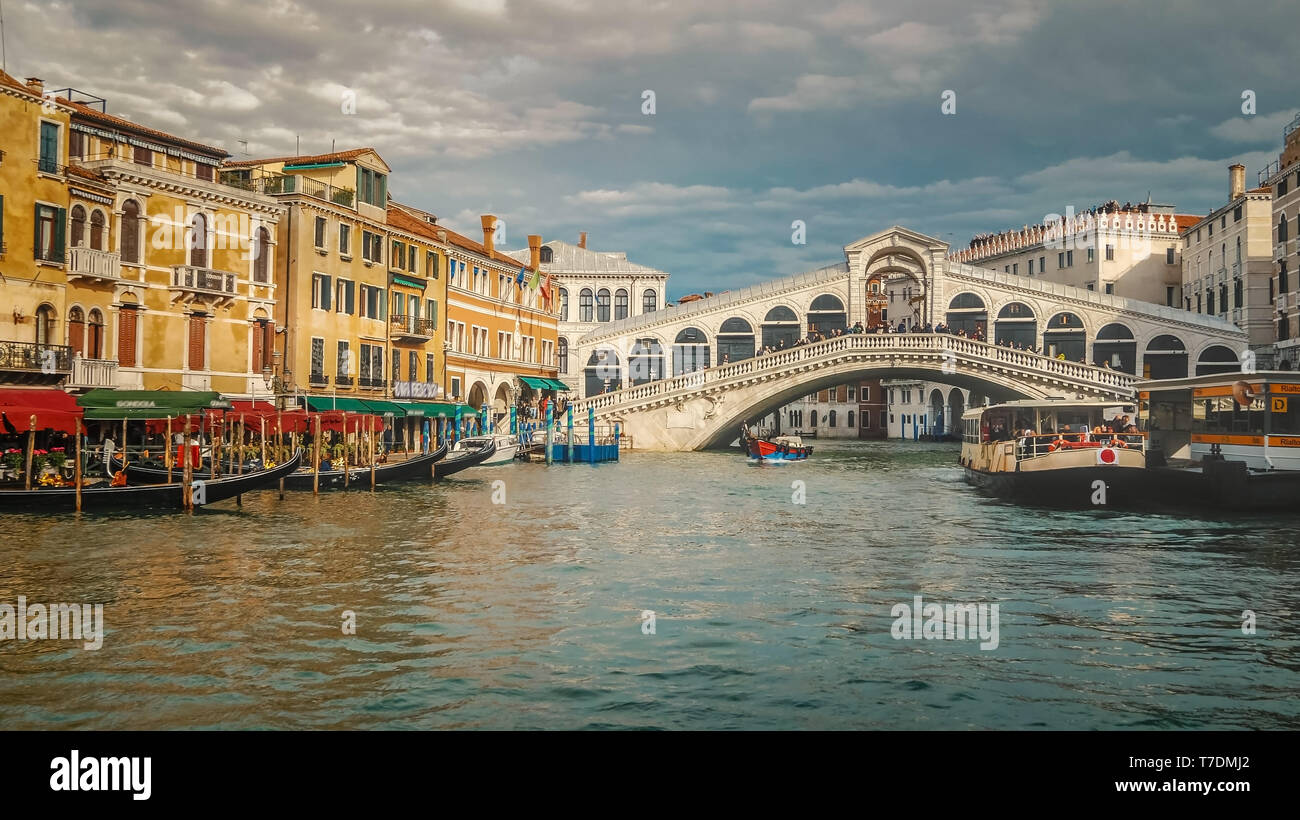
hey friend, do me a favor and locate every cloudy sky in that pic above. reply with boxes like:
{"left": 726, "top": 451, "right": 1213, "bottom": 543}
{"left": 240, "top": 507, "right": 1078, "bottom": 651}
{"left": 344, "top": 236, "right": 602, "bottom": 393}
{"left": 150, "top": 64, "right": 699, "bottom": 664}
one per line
{"left": 9, "top": 0, "right": 1298, "bottom": 298}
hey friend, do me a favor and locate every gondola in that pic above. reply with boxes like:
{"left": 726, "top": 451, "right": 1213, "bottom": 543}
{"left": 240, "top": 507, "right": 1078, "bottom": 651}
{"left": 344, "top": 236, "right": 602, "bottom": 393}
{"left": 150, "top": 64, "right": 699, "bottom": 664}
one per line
{"left": 435, "top": 439, "right": 497, "bottom": 478}
{"left": 121, "top": 443, "right": 448, "bottom": 491}
{"left": 0, "top": 449, "right": 303, "bottom": 511}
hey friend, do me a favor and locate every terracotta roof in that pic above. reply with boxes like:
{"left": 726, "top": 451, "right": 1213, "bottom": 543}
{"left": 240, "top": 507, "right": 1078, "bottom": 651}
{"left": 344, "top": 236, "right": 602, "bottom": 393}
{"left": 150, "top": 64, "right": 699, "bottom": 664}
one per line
{"left": 0, "top": 69, "right": 34, "bottom": 95}
{"left": 60, "top": 97, "right": 227, "bottom": 158}
{"left": 225, "top": 148, "right": 381, "bottom": 169}
{"left": 1249, "top": 186, "right": 1272, "bottom": 194}
{"left": 388, "top": 204, "right": 534, "bottom": 272}
{"left": 1173, "top": 214, "right": 1202, "bottom": 231}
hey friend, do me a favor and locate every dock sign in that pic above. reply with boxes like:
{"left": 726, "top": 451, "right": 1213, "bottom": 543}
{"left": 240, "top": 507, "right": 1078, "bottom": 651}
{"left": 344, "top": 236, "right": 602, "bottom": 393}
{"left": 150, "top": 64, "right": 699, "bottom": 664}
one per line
{"left": 1272, "top": 396, "right": 1288, "bottom": 413}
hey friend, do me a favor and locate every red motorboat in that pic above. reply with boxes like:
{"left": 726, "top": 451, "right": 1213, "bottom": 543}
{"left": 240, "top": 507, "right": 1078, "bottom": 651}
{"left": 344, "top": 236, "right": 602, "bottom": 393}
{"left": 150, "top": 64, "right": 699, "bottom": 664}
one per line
{"left": 740, "top": 426, "right": 813, "bottom": 461}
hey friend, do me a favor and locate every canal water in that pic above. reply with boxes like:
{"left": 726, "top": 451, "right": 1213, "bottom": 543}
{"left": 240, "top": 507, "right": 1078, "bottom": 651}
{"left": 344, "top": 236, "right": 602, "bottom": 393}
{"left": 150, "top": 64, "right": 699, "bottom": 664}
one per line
{"left": 1, "top": 439, "right": 1297, "bottom": 730}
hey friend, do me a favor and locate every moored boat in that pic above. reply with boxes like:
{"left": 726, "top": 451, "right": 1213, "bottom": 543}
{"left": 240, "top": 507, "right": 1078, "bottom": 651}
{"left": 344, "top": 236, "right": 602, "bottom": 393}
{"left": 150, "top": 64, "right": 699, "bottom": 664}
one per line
{"left": 435, "top": 439, "right": 498, "bottom": 478}
{"left": 1138, "top": 372, "right": 1300, "bottom": 510}
{"left": 740, "top": 425, "right": 813, "bottom": 461}
{"left": 959, "top": 400, "right": 1146, "bottom": 506}
{"left": 0, "top": 449, "right": 303, "bottom": 511}
{"left": 451, "top": 434, "right": 519, "bottom": 465}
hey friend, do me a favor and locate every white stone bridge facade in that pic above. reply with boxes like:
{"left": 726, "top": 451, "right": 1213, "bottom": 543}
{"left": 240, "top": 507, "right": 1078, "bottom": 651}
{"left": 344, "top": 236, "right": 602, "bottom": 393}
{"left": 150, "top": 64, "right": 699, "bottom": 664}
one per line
{"left": 564, "top": 227, "right": 1247, "bottom": 451}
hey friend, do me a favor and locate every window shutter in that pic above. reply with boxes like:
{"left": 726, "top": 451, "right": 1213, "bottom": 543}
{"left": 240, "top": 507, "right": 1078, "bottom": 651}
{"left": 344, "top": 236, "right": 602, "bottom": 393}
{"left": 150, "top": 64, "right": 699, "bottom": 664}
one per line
{"left": 252, "top": 321, "right": 264, "bottom": 372}
{"left": 379, "top": 288, "right": 386, "bottom": 319}
{"left": 189, "top": 315, "right": 206, "bottom": 370}
{"left": 56, "top": 207, "right": 68, "bottom": 257}
{"left": 68, "top": 315, "right": 84, "bottom": 354}
{"left": 378, "top": 174, "right": 386, "bottom": 205}
{"left": 356, "top": 166, "right": 363, "bottom": 204}
{"left": 33, "top": 204, "right": 41, "bottom": 257}
{"left": 117, "top": 307, "right": 137, "bottom": 368}
{"left": 346, "top": 280, "right": 355, "bottom": 315}
{"left": 321, "top": 275, "right": 331, "bottom": 312}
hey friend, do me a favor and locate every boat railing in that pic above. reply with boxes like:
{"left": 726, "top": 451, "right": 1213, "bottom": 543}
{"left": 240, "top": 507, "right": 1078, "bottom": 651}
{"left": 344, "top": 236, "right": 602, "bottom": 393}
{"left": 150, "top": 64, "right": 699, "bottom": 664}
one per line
{"left": 1014, "top": 432, "right": 1146, "bottom": 459}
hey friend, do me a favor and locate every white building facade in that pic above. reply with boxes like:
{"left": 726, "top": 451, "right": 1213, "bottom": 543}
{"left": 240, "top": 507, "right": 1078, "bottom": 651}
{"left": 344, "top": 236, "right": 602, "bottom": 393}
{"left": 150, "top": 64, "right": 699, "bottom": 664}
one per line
{"left": 1262, "top": 112, "right": 1300, "bottom": 370}
{"left": 883, "top": 380, "right": 976, "bottom": 440}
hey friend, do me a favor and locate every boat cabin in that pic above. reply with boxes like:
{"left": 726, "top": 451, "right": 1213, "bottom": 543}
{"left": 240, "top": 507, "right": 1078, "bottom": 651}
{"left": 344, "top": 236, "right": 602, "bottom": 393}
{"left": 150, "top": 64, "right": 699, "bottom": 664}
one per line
{"left": 1136, "top": 372, "right": 1300, "bottom": 471}
{"left": 960, "top": 399, "right": 1144, "bottom": 474}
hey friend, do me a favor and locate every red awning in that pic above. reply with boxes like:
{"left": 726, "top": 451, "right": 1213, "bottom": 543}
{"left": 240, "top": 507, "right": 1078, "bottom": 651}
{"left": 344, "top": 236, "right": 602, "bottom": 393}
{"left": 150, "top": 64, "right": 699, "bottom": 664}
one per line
{"left": 0, "top": 388, "right": 85, "bottom": 435}
{"left": 230, "top": 400, "right": 278, "bottom": 418}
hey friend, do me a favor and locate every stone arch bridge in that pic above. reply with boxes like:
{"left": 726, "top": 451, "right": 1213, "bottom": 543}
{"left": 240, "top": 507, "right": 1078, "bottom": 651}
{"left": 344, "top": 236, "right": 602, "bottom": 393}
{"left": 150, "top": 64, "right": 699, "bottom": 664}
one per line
{"left": 561, "top": 227, "right": 1246, "bottom": 450}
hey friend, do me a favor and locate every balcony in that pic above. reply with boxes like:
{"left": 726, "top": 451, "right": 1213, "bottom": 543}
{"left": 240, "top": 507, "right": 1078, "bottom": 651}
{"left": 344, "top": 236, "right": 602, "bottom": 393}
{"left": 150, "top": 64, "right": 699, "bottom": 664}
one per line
{"left": 357, "top": 377, "right": 387, "bottom": 390}
{"left": 234, "top": 172, "right": 356, "bottom": 208}
{"left": 66, "top": 246, "right": 121, "bottom": 283}
{"left": 389, "top": 314, "right": 437, "bottom": 343}
{"left": 0, "top": 341, "right": 73, "bottom": 385}
{"left": 66, "top": 356, "right": 118, "bottom": 389}
{"left": 335, "top": 375, "right": 354, "bottom": 388}
{"left": 171, "top": 265, "right": 239, "bottom": 306}
{"left": 308, "top": 373, "right": 330, "bottom": 387}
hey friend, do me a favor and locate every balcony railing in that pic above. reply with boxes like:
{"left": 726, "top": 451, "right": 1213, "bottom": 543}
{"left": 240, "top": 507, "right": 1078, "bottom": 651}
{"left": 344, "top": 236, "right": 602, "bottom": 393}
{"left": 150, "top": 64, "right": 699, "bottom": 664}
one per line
{"left": 335, "top": 375, "right": 354, "bottom": 387}
{"left": 171, "top": 265, "right": 238, "bottom": 299}
{"left": 389, "top": 314, "right": 437, "bottom": 341}
{"left": 67, "top": 356, "right": 119, "bottom": 389}
{"left": 236, "top": 171, "right": 356, "bottom": 207}
{"left": 357, "top": 377, "right": 387, "bottom": 389}
{"left": 309, "top": 373, "right": 330, "bottom": 387}
{"left": 0, "top": 341, "right": 73, "bottom": 374}
{"left": 66, "top": 246, "right": 121, "bottom": 282}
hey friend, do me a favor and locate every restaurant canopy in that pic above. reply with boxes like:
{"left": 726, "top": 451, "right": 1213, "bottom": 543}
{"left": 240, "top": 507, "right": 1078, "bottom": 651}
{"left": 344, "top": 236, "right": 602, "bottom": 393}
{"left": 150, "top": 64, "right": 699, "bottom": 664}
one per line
{"left": 393, "top": 402, "right": 477, "bottom": 418}
{"left": 0, "top": 388, "right": 84, "bottom": 434}
{"left": 77, "top": 389, "right": 232, "bottom": 419}
{"left": 518, "top": 377, "right": 570, "bottom": 391}
{"left": 304, "top": 396, "right": 372, "bottom": 414}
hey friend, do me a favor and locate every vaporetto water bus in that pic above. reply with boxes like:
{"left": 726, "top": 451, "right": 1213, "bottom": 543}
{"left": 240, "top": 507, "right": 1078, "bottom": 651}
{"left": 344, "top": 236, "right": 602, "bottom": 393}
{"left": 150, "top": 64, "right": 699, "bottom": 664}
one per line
{"left": 1137, "top": 372, "right": 1300, "bottom": 510}
{"left": 959, "top": 400, "right": 1146, "bottom": 505}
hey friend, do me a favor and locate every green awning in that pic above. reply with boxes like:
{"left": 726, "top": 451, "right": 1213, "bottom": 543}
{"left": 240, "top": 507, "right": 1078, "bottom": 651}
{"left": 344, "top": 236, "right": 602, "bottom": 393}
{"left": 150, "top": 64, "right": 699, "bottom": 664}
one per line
{"left": 77, "top": 389, "right": 232, "bottom": 419}
{"left": 305, "top": 396, "right": 373, "bottom": 413}
{"left": 392, "top": 275, "right": 426, "bottom": 290}
{"left": 361, "top": 399, "right": 407, "bottom": 417}
{"left": 519, "top": 376, "right": 550, "bottom": 389}
{"left": 546, "top": 379, "right": 570, "bottom": 390}
{"left": 393, "top": 402, "right": 476, "bottom": 419}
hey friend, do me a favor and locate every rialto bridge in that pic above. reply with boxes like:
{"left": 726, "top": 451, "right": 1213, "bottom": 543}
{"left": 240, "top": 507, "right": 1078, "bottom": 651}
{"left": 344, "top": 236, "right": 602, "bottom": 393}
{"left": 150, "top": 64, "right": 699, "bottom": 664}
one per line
{"left": 562, "top": 227, "right": 1247, "bottom": 451}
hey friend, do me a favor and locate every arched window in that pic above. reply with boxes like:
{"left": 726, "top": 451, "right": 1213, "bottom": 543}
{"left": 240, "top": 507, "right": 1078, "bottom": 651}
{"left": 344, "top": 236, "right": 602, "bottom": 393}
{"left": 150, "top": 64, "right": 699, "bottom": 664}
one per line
{"left": 596, "top": 288, "right": 611, "bottom": 322}
{"left": 994, "top": 302, "right": 1036, "bottom": 348}
{"left": 847, "top": 410, "right": 855, "bottom": 428}
{"left": 539, "top": 246, "right": 553, "bottom": 264}
{"left": 1094, "top": 323, "right": 1136, "bottom": 373}
{"left": 762, "top": 306, "right": 800, "bottom": 349}
{"left": 1043, "top": 312, "right": 1086, "bottom": 361}
{"left": 34, "top": 304, "right": 56, "bottom": 346}
{"left": 579, "top": 288, "right": 594, "bottom": 322}
{"left": 585, "top": 347, "right": 622, "bottom": 396}
{"left": 1143, "top": 334, "right": 1188, "bottom": 380}
{"left": 629, "top": 337, "right": 665, "bottom": 384}
{"left": 253, "top": 226, "right": 271, "bottom": 283}
{"left": 190, "top": 212, "right": 208, "bottom": 268}
{"left": 614, "top": 288, "right": 629, "bottom": 320}
{"left": 1196, "top": 345, "right": 1239, "bottom": 376}
{"left": 120, "top": 200, "right": 141, "bottom": 264}
{"left": 717, "top": 317, "right": 755, "bottom": 363}
{"left": 946, "top": 293, "right": 987, "bottom": 337}
{"left": 68, "top": 306, "right": 85, "bottom": 354}
{"left": 90, "top": 209, "right": 105, "bottom": 251}
{"left": 829, "top": 410, "right": 837, "bottom": 427}
{"left": 70, "top": 205, "right": 87, "bottom": 247}
{"left": 87, "top": 309, "right": 104, "bottom": 359}
{"left": 559, "top": 288, "right": 569, "bottom": 321}
{"left": 642, "top": 288, "right": 657, "bottom": 314}
{"left": 1280, "top": 214, "right": 1290, "bottom": 243}
{"left": 807, "top": 293, "right": 846, "bottom": 335}
{"left": 557, "top": 337, "right": 569, "bottom": 374}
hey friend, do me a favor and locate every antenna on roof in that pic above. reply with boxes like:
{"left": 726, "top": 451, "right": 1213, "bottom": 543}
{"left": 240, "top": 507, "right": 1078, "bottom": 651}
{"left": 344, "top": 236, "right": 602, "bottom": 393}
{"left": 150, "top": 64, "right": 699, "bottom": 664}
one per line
{"left": 237, "top": 139, "right": 249, "bottom": 157}
{"left": 331, "top": 138, "right": 335, "bottom": 153}
{"left": 295, "top": 135, "right": 300, "bottom": 156}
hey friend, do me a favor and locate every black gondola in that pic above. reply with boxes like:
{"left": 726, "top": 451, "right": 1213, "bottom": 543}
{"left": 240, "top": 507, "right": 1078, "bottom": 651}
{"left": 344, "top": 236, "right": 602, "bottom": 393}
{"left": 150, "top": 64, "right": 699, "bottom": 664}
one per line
{"left": 121, "top": 443, "right": 448, "bottom": 491}
{"left": 0, "top": 449, "right": 303, "bottom": 511}
{"left": 435, "top": 439, "right": 497, "bottom": 479}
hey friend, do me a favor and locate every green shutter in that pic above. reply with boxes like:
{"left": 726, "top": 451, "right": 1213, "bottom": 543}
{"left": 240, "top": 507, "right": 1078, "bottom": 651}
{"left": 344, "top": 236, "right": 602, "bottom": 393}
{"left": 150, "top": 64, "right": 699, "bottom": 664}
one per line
{"left": 378, "top": 174, "right": 386, "bottom": 205}
{"left": 54, "top": 207, "right": 66, "bottom": 259}
{"left": 346, "top": 280, "right": 355, "bottom": 315}
{"left": 378, "top": 288, "right": 386, "bottom": 320}
{"left": 356, "top": 165, "right": 363, "bottom": 205}
{"left": 430, "top": 300, "right": 438, "bottom": 325}
{"left": 34, "top": 204, "right": 41, "bottom": 257}
{"left": 321, "top": 274, "right": 332, "bottom": 312}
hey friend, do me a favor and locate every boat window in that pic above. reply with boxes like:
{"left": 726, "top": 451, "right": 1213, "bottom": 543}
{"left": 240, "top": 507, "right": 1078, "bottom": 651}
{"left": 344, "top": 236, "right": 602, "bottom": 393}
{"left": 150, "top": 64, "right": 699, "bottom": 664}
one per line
{"left": 1267, "top": 390, "right": 1300, "bottom": 435}
{"left": 1193, "top": 395, "right": 1265, "bottom": 435}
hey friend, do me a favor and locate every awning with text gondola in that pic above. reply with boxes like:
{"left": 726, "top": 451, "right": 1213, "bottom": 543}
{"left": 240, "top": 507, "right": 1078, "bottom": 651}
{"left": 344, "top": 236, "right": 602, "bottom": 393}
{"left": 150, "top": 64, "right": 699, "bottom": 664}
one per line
{"left": 76, "top": 389, "right": 232, "bottom": 420}
{"left": 0, "top": 388, "right": 84, "bottom": 434}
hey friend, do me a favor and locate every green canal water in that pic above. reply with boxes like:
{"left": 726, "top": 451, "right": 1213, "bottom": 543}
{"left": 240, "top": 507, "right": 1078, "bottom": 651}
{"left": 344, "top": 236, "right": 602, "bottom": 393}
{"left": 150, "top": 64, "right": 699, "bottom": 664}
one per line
{"left": 1, "top": 439, "right": 1297, "bottom": 729}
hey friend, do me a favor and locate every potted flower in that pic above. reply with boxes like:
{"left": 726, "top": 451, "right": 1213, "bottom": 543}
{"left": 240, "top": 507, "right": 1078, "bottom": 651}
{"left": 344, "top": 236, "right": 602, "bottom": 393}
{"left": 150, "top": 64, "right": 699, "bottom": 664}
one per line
{"left": 46, "top": 447, "right": 67, "bottom": 470}
{"left": 30, "top": 448, "right": 49, "bottom": 474}
{"left": 2, "top": 448, "right": 22, "bottom": 471}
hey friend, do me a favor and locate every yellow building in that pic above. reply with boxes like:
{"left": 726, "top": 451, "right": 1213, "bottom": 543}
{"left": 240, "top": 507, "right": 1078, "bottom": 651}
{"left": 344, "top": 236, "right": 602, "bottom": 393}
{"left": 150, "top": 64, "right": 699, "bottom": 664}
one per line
{"left": 223, "top": 148, "right": 447, "bottom": 416}
{"left": 430, "top": 212, "right": 561, "bottom": 427}
{"left": 0, "top": 72, "right": 74, "bottom": 388}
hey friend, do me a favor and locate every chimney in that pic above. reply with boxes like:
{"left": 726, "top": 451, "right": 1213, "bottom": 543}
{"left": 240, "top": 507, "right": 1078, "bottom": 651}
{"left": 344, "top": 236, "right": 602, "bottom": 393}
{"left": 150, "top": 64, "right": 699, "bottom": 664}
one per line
{"left": 1229, "top": 164, "right": 1246, "bottom": 200}
{"left": 480, "top": 215, "right": 496, "bottom": 255}
{"left": 578, "top": 231, "right": 587, "bottom": 249}
{"left": 437, "top": 230, "right": 447, "bottom": 243}
{"left": 528, "top": 234, "right": 542, "bottom": 270}
{"left": 25, "top": 77, "right": 44, "bottom": 95}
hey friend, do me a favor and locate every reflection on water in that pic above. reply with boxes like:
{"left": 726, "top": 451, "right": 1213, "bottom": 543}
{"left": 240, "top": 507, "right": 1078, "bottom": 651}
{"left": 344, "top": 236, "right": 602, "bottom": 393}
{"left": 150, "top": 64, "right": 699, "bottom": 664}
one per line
{"left": 1, "top": 439, "right": 1297, "bottom": 729}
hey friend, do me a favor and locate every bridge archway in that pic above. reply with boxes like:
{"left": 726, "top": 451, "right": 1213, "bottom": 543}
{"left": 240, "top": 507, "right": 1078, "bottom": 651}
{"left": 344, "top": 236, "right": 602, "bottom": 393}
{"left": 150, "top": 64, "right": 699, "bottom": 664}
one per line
{"left": 864, "top": 275, "right": 889, "bottom": 328}
{"left": 862, "top": 244, "right": 930, "bottom": 327}
{"left": 948, "top": 387, "right": 965, "bottom": 428}
{"left": 1043, "top": 312, "right": 1086, "bottom": 361}
{"left": 1094, "top": 322, "right": 1136, "bottom": 373}
{"left": 1195, "top": 344, "right": 1239, "bottom": 375}
{"left": 1143, "top": 334, "right": 1188, "bottom": 379}
{"left": 672, "top": 327, "right": 710, "bottom": 375}
{"left": 946, "top": 293, "right": 987, "bottom": 337}
{"left": 929, "top": 388, "right": 946, "bottom": 436}
{"left": 762, "top": 306, "right": 800, "bottom": 349}
{"left": 585, "top": 347, "right": 623, "bottom": 395}
{"left": 994, "top": 302, "right": 1036, "bottom": 348}
{"left": 467, "top": 381, "right": 489, "bottom": 411}
{"left": 717, "top": 317, "right": 754, "bottom": 364}
{"left": 808, "top": 294, "right": 846, "bottom": 335}
{"left": 629, "top": 337, "right": 665, "bottom": 385}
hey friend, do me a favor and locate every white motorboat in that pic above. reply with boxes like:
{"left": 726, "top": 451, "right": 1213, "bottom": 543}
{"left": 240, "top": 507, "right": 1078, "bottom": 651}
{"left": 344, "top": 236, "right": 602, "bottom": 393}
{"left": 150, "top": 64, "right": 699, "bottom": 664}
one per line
{"left": 452, "top": 434, "right": 520, "bottom": 465}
